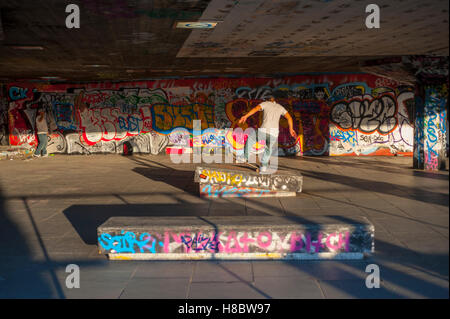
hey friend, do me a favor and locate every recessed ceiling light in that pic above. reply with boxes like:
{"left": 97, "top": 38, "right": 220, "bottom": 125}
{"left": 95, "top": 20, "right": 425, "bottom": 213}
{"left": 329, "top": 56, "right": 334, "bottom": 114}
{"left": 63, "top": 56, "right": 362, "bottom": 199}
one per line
{"left": 9, "top": 45, "right": 44, "bottom": 50}
{"left": 176, "top": 21, "right": 218, "bottom": 29}
{"left": 84, "top": 64, "right": 109, "bottom": 68}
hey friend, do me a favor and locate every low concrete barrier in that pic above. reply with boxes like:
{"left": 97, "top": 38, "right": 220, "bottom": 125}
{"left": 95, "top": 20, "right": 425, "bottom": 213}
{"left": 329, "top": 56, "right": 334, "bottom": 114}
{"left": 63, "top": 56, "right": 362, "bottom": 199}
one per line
{"left": 98, "top": 216, "right": 374, "bottom": 260}
{"left": 194, "top": 166, "right": 303, "bottom": 197}
{"left": 0, "top": 146, "right": 34, "bottom": 160}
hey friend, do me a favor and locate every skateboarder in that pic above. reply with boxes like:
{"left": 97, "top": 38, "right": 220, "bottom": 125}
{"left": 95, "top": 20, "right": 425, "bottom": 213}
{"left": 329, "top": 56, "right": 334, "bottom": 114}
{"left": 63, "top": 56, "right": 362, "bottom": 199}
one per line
{"left": 237, "top": 94, "right": 297, "bottom": 173}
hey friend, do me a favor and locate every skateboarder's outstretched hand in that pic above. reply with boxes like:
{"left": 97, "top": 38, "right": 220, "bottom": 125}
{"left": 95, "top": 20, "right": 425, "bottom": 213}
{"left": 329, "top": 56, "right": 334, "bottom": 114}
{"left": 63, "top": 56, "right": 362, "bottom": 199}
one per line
{"left": 290, "top": 127, "right": 298, "bottom": 139}
{"left": 238, "top": 116, "right": 247, "bottom": 125}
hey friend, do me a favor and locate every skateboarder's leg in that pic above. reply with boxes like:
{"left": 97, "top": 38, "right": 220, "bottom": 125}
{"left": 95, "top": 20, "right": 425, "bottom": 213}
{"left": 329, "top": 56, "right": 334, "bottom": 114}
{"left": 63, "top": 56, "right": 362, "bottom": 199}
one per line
{"left": 243, "top": 130, "right": 257, "bottom": 163}
{"left": 260, "top": 132, "right": 278, "bottom": 173}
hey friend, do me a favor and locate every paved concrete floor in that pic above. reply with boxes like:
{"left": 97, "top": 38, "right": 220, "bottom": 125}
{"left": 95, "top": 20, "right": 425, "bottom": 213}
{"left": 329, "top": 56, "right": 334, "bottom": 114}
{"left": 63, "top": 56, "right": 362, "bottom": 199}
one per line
{"left": 0, "top": 154, "right": 448, "bottom": 299}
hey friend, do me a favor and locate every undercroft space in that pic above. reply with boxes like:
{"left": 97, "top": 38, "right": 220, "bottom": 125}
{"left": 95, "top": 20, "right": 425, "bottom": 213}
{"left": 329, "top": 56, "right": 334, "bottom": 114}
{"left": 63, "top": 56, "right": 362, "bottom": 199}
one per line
{"left": 0, "top": 0, "right": 448, "bottom": 302}
{"left": 0, "top": 154, "right": 448, "bottom": 298}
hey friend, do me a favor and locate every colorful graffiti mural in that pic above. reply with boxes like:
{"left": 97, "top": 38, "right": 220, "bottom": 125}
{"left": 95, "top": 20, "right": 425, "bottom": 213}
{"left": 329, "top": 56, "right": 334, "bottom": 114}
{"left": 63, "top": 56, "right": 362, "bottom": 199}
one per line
{"left": 98, "top": 229, "right": 354, "bottom": 255}
{"left": 423, "top": 84, "right": 448, "bottom": 170}
{"left": 1, "top": 74, "right": 425, "bottom": 156}
{"left": 330, "top": 89, "right": 415, "bottom": 156}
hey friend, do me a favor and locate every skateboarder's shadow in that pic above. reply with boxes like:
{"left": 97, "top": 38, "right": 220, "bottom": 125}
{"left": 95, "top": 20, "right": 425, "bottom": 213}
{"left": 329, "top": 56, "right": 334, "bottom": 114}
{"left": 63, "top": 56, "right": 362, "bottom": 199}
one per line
{"left": 132, "top": 166, "right": 198, "bottom": 195}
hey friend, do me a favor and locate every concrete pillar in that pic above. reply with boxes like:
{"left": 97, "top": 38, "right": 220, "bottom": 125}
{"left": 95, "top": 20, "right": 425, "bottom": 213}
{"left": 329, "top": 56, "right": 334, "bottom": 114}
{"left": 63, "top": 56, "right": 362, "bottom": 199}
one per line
{"left": 414, "top": 82, "right": 448, "bottom": 171}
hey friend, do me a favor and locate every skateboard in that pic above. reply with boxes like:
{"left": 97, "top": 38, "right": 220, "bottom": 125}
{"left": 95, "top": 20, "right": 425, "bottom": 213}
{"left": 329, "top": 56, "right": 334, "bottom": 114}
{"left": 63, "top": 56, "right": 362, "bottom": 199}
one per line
{"left": 244, "top": 161, "right": 260, "bottom": 172}
{"left": 231, "top": 153, "right": 260, "bottom": 172}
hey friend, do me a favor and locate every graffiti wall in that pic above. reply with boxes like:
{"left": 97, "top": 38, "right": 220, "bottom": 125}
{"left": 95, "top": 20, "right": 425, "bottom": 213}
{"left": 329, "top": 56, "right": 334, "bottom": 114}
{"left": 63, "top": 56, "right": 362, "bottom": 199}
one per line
{"left": 0, "top": 85, "right": 8, "bottom": 146}
{"left": 1, "top": 74, "right": 417, "bottom": 156}
{"left": 414, "top": 83, "right": 448, "bottom": 170}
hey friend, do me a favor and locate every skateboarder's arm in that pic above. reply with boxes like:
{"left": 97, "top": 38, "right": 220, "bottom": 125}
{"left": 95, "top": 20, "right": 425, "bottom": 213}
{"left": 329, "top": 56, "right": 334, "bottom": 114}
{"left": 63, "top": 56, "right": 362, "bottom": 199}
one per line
{"left": 238, "top": 105, "right": 262, "bottom": 124}
{"left": 284, "top": 112, "right": 298, "bottom": 139}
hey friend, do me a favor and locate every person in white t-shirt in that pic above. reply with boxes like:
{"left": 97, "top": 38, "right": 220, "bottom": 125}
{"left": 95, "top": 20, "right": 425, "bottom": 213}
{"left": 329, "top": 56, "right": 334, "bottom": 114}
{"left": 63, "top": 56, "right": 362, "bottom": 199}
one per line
{"left": 238, "top": 95, "right": 297, "bottom": 173}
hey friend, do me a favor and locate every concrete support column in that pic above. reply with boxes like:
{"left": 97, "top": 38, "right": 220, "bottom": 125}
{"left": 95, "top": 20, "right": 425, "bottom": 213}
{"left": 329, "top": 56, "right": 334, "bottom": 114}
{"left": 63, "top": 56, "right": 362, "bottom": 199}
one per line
{"left": 414, "top": 82, "right": 448, "bottom": 171}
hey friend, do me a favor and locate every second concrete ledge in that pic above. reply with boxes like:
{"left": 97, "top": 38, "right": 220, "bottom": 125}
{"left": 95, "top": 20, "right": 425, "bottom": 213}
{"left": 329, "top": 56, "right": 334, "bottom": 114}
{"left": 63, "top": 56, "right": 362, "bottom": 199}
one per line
{"left": 194, "top": 166, "right": 303, "bottom": 198}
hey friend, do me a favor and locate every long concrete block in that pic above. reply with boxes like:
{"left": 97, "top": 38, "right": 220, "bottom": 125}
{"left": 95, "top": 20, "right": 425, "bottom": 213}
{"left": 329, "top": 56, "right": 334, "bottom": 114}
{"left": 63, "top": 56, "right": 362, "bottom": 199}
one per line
{"left": 194, "top": 166, "right": 303, "bottom": 198}
{"left": 97, "top": 216, "right": 374, "bottom": 260}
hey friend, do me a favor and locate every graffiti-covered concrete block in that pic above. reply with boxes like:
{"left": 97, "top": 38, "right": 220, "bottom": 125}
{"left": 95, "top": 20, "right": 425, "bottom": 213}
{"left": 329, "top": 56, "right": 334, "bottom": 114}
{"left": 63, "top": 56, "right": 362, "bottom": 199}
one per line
{"left": 195, "top": 166, "right": 303, "bottom": 198}
{"left": 0, "top": 146, "right": 34, "bottom": 160}
{"left": 98, "top": 216, "right": 374, "bottom": 260}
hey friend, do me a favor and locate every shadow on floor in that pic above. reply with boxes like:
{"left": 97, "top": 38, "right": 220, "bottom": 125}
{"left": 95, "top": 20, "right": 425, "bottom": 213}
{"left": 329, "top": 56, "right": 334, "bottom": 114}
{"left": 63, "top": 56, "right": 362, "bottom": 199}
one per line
{"left": 289, "top": 156, "right": 449, "bottom": 180}
{"left": 132, "top": 167, "right": 198, "bottom": 195}
{"left": 64, "top": 203, "right": 212, "bottom": 245}
{"left": 0, "top": 187, "right": 66, "bottom": 298}
{"left": 276, "top": 164, "right": 448, "bottom": 206}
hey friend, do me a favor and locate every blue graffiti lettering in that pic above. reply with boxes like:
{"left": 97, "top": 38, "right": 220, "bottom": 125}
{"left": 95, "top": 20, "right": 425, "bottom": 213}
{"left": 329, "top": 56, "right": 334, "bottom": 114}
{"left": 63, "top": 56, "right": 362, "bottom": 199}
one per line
{"left": 9, "top": 87, "right": 28, "bottom": 101}
{"left": 181, "top": 233, "right": 220, "bottom": 252}
{"left": 98, "top": 230, "right": 159, "bottom": 253}
{"left": 118, "top": 115, "right": 142, "bottom": 133}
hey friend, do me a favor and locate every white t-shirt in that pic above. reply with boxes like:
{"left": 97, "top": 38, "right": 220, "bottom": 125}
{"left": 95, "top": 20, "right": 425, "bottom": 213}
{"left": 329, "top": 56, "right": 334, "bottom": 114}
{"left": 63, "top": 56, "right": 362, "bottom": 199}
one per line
{"left": 259, "top": 101, "right": 287, "bottom": 137}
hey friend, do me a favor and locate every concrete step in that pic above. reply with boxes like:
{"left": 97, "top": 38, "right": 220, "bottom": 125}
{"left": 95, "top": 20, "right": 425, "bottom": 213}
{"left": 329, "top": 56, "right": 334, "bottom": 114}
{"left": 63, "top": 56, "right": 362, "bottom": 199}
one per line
{"left": 97, "top": 216, "right": 374, "bottom": 260}
{"left": 0, "top": 146, "right": 34, "bottom": 160}
{"left": 195, "top": 166, "right": 303, "bottom": 198}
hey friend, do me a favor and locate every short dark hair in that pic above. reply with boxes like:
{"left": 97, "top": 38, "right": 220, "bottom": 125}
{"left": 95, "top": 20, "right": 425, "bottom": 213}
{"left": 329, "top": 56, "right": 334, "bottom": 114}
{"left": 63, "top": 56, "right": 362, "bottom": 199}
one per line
{"left": 272, "top": 90, "right": 288, "bottom": 99}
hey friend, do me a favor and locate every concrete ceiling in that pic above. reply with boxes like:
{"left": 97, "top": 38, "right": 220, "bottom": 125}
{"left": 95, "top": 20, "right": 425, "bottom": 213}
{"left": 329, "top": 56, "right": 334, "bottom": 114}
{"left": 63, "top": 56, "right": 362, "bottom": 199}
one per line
{"left": 0, "top": 0, "right": 448, "bottom": 82}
